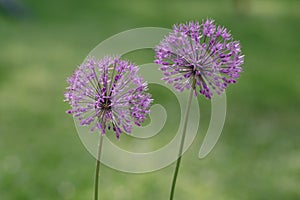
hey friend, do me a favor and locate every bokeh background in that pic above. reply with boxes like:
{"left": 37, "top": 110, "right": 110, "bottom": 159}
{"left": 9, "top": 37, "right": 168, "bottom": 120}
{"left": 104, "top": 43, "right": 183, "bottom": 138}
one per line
{"left": 1, "top": 0, "right": 300, "bottom": 199}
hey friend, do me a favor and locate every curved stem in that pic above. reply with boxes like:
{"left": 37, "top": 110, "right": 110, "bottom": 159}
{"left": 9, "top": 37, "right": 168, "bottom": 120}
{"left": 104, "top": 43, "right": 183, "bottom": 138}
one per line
{"left": 94, "top": 134, "right": 104, "bottom": 200}
{"left": 169, "top": 79, "right": 196, "bottom": 200}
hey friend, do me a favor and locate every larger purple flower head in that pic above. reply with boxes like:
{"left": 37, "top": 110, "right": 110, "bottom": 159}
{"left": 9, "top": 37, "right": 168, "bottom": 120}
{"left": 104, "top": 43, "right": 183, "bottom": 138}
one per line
{"left": 64, "top": 56, "right": 152, "bottom": 139}
{"left": 155, "top": 19, "right": 244, "bottom": 99}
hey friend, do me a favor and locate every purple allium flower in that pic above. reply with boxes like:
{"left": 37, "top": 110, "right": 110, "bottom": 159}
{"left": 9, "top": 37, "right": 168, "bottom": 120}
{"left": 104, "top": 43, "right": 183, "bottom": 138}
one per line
{"left": 64, "top": 56, "right": 152, "bottom": 139}
{"left": 155, "top": 19, "right": 244, "bottom": 99}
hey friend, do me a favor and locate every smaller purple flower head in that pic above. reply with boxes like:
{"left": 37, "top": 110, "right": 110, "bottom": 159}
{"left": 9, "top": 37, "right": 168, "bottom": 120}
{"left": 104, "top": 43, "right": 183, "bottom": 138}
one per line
{"left": 64, "top": 56, "right": 152, "bottom": 139}
{"left": 155, "top": 19, "right": 244, "bottom": 99}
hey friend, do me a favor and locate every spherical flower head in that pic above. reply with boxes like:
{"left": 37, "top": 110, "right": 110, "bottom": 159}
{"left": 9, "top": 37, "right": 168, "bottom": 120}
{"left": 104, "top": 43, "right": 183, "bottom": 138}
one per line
{"left": 64, "top": 56, "right": 152, "bottom": 139}
{"left": 155, "top": 19, "right": 244, "bottom": 99}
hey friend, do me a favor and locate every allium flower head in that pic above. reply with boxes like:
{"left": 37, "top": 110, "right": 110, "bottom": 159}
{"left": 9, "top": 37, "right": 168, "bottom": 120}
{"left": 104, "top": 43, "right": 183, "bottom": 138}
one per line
{"left": 64, "top": 56, "right": 152, "bottom": 139}
{"left": 155, "top": 19, "right": 244, "bottom": 99}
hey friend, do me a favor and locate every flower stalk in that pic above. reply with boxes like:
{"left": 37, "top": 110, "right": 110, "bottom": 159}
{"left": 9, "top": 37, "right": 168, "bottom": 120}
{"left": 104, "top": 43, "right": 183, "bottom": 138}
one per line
{"left": 169, "top": 78, "right": 196, "bottom": 200}
{"left": 94, "top": 134, "right": 104, "bottom": 200}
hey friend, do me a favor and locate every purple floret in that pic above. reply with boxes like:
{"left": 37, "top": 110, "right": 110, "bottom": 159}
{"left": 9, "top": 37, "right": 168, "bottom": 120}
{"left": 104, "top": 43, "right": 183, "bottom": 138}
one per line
{"left": 64, "top": 56, "right": 152, "bottom": 139}
{"left": 155, "top": 19, "right": 244, "bottom": 99}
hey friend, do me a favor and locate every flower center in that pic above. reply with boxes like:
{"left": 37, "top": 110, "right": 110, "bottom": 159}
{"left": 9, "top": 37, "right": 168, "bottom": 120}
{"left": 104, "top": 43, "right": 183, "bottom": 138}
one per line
{"left": 99, "top": 97, "right": 111, "bottom": 110}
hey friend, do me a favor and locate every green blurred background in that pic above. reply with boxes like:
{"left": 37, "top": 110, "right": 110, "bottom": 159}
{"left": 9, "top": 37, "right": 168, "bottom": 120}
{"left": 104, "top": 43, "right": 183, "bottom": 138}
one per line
{"left": 1, "top": 0, "right": 300, "bottom": 199}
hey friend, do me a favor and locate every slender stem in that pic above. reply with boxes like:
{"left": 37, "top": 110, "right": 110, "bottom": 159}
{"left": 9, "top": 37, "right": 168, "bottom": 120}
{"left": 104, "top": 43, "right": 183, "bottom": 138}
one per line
{"left": 94, "top": 134, "right": 104, "bottom": 200}
{"left": 169, "top": 78, "right": 196, "bottom": 200}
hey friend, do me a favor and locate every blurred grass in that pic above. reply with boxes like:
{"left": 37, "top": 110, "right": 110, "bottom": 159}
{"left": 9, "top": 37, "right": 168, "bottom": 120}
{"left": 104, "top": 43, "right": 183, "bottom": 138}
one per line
{"left": 0, "top": 0, "right": 300, "bottom": 199}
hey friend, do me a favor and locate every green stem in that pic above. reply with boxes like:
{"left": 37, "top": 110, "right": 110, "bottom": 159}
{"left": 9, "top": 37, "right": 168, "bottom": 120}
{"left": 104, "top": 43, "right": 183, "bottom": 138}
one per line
{"left": 94, "top": 134, "right": 104, "bottom": 200}
{"left": 169, "top": 79, "right": 196, "bottom": 200}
